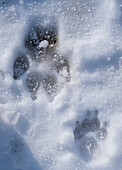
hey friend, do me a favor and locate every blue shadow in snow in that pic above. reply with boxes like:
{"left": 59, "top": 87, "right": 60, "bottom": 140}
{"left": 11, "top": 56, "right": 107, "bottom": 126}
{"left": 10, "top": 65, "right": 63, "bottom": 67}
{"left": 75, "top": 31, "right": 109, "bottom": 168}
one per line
{"left": 80, "top": 50, "right": 122, "bottom": 73}
{"left": 0, "top": 118, "right": 42, "bottom": 170}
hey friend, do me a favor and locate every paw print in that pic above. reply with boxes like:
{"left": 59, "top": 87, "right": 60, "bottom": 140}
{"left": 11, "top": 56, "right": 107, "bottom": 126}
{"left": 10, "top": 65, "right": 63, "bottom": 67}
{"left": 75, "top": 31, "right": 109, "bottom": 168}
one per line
{"left": 74, "top": 110, "right": 108, "bottom": 158}
{"left": 13, "top": 20, "right": 70, "bottom": 101}
{"left": 26, "top": 72, "right": 41, "bottom": 100}
{"left": 25, "top": 25, "right": 57, "bottom": 61}
{"left": 13, "top": 54, "right": 29, "bottom": 80}
{"left": 96, "top": 122, "right": 108, "bottom": 140}
{"left": 42, "top": 74, "right": 58, "bottom": 101}
{"left": 80, "top": 136, "right": 97, "bottom": 155}
{"left": 10, "top": 138, "right": 24, "bottom": 154}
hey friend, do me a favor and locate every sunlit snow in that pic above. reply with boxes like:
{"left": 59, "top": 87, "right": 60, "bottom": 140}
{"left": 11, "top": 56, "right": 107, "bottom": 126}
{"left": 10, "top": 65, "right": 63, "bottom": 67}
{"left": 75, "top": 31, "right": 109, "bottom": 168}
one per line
{"left": 0, "top": 0, "right": 122, "bottom": 169}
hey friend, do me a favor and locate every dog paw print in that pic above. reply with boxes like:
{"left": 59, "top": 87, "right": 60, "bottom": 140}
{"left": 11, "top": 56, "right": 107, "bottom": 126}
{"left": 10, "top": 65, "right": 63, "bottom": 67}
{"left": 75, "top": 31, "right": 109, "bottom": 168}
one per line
{"left": 74, "top": 110, "right": 108, "bottom": 158}
{"left": 26, "top": 72, "right": 41, "bottom": 100}
{"left": 25, "top": 25, "right": 57, "bottom": 61}
{"left": 13, "top": 54, "right": 29, "bottom": 80}
{"left": 96, "top": 122, "right": 108, "bottom": 140}
{"left": 10, "top": 138, "right": 24, "bottom": 155}
{"left": 13, "top": 21, "right": 71, "bottom": 101}
{"left": 50, "top": 53, "right": 71, "bottom": 82}
{"left": 80, "top": 136, "right": 97, "bottom": 156}
{"left": 42, "top": 74, "right": 58, "bottom": 101}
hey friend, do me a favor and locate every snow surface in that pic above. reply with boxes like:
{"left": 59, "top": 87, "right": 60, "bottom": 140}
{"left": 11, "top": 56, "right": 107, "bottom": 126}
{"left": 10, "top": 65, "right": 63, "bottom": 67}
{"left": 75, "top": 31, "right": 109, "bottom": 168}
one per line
{"left": 0, "top": 0, "right": 122, "bottom": 169}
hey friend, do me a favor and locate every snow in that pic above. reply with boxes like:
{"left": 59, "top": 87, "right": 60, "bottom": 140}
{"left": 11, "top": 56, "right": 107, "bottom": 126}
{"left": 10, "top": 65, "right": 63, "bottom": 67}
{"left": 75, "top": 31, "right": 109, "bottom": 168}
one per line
{"left": 38, "top": 40, "right": 49, "bottom": 48}
{"left": 0, "top": 0, "right": 122, "bottom": 170}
